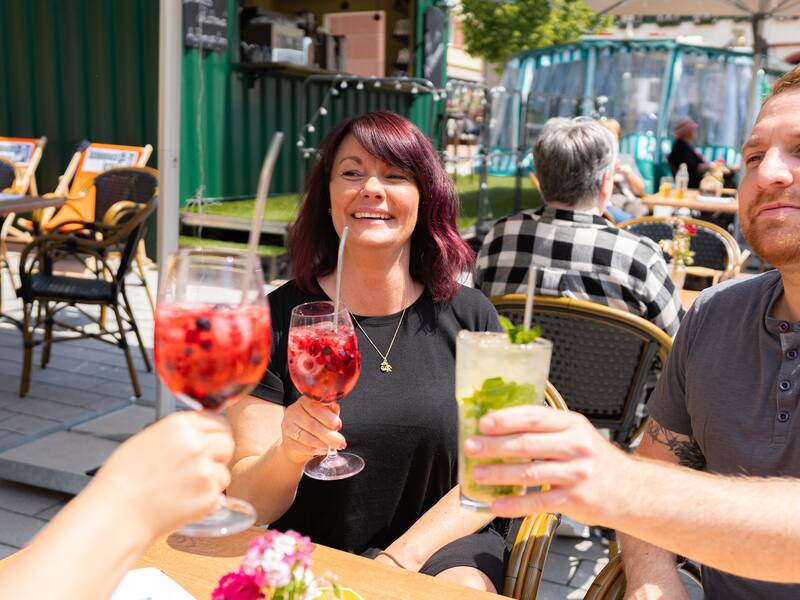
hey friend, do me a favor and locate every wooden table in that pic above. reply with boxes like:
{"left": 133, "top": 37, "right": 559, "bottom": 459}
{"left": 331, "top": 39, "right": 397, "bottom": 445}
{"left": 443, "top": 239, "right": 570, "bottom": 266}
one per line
{"left": 678, "top": 273, "right": 754, "bottom": 310}
{"left": 0, "top": 193, "right": 66, "bottom": 216}
{"left": 641, "top": 189, "right": 738, "bottom": 214}
{"left": 136, "top": 528, "right": 505, "bottom": 599}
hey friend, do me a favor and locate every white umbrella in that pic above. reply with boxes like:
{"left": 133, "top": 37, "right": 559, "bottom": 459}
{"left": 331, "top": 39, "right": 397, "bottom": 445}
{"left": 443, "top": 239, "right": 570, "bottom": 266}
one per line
{"left": 586, "top": 1, "right": 800, "bottom": 127}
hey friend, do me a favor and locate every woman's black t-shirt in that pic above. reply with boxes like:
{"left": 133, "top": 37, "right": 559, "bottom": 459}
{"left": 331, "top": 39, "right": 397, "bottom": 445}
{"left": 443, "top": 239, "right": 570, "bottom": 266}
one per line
{"left": 251, "top": 280, "right": 501, "bottom": 553}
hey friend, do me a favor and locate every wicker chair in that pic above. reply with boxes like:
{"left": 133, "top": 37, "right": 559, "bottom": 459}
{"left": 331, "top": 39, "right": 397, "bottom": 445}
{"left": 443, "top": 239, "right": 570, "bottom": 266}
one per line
{"left": 502, "top": 381, "right": 567, "bottom": 599}
{"left": 16, "top": 193, "right": 157, "bottom": 398}
{"left": 491, "top": 295, "right": 672, "bottom": 445}
{"left": 583, "top": 554, "right": 703, "bottom": 599}
{"left": 617, "top": 216, "right": 741, "bottom": 284}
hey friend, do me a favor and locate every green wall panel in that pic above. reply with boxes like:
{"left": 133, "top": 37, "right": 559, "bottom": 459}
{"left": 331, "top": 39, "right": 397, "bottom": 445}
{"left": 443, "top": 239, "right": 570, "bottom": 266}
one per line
{"left": 0, "top": 0, "right": 159, "bottom": 193}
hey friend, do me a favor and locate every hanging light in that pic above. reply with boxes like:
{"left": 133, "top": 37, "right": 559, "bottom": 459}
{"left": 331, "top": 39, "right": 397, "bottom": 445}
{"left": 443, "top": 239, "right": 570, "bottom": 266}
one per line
{"left": 394, "top": 81, "right": 402, "bottom": 90}
{"left": 410, "top": 86, "right": 418, "bottom": 95}
{"left": 307, "top": 124, "right": 315, "bottom": 133}
{"left": 374, "top": 79, "right": 381, "bottom": 88}
{"left": 340, "top": 80, "right": 348, "bottom": 89}
{"left": 331, "top": 87, "right": 339, "bottom": 96}
{"left": 356, "top": 81, "right": 364, "bottom": 90}
{"left": 319, "top": 106, "right": 328, "bottom": 116}
{"left": 296, "top": 139, "right": 305, "bottom": 147}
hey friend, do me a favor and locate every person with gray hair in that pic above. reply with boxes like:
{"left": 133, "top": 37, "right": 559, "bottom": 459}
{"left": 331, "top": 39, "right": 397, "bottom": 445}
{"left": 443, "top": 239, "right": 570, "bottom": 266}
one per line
{"left": 475, "top": 117, "right": 684, "bottom": 336}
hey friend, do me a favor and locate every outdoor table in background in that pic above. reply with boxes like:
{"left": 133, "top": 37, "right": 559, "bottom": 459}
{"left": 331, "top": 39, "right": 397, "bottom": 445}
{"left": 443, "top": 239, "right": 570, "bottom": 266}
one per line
{"left": 0, "top": 193, "right": 66, "bottom": 218}
{"left": 641, "top": 189, "right": 738, "bottom": 215}
{"left": 136, "top": 528, "right": 506, "bottom": 600}
{"left": 679, "top": 272, "right": 755, "bottom": 310}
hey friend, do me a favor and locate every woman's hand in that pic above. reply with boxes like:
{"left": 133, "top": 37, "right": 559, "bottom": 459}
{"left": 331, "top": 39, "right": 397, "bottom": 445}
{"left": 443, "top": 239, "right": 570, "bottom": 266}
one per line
{"left": 279, "top": 395, "right": 347, "bottom": 465}
{"left": 90, "top": 411, "right": 235, "bottom": 540}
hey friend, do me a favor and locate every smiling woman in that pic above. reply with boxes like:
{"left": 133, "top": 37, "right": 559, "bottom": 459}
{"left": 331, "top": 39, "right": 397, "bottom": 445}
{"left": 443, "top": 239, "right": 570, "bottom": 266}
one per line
{"left": 226, "top": 111, "right": 510, "bottom": 595}
{"left": 290, "top": 111, "right": 472, "bottom": 303}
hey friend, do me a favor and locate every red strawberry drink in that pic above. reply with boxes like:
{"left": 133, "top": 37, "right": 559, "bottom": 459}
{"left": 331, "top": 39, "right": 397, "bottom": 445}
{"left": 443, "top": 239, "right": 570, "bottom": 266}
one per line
{"left": 287, "top": 301, "right": 364, "bottom": 480}
{"left": 288, "top": 323, "right": 360, "bottom": 403}
{"left": 154, "top": 303, "right": 271, "bottom": 410}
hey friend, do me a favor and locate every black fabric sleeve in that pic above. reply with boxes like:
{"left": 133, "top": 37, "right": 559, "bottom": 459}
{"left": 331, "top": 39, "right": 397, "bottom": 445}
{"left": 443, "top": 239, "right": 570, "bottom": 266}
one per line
{"left": 250, "top": 286, "right": 290, "bottom": 406}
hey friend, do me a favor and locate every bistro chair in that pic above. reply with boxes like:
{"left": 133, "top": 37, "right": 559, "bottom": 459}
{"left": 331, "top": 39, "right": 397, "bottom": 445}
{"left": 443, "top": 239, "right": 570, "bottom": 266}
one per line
{"left": 16, "top": 191, "right": 157, "bottom": 398}
{"left": 583, "top": 554, "right": 702, "bottom": 599}
{"left": 0, "top": 137, "right": 47, "bottom": 296}
{"left": 617, "top": 216, "right": 741, "bottom": 284}
{"left": 491, "top": 295, "right": 672, "bottom": 446}
{"left": 502, "top": 381, "right": 567, "bottom": 599}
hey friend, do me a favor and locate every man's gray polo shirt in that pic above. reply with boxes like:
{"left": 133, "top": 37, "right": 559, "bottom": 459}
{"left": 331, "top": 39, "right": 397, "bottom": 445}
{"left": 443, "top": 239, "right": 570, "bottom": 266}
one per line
{"left": 649, "top": 269, "right": 800, "bottom": 599}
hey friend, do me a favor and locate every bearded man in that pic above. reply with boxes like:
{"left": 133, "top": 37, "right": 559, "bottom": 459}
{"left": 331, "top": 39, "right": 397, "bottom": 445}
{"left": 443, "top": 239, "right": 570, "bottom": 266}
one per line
{"left": 618, "top": 67, "right": 800, "bottom": 599}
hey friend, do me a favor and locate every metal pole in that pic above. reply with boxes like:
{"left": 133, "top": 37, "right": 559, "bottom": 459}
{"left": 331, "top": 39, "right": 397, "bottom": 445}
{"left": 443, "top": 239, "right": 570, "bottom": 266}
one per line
{"left": 155, "top": 0, "right": 182, "bottom": 418}
{"left": 745, "top": 10, "right": 767, "bottom": 136}
{"left": 513, "top": 90, "right": 528, "bottom": 214}
{"left": 475, "top": 85, "right": 492, "bottom": 236}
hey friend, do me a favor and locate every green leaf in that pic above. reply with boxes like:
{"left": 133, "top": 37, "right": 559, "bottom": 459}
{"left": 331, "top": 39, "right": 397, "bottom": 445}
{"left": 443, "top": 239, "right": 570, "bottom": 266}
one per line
{"left": 513, "top": 325, "right": 542, "bottom": 345}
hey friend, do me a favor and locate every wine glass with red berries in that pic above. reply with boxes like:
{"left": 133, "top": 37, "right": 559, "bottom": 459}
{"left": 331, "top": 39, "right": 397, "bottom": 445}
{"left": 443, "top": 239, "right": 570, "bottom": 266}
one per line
{"left": 288, "top": 301, "right": 362, "bottom": 480}
{"left": 153, "top": 248, "right": 271, "bottom": 536}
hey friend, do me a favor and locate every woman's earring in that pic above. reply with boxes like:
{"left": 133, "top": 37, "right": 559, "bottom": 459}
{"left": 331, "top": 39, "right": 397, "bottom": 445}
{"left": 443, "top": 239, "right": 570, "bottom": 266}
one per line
{"left": 328, "top": 208, "right": 332, "bottom": 215}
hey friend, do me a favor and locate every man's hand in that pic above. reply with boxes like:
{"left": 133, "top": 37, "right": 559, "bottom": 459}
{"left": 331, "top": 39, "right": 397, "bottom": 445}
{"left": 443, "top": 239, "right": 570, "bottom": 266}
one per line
{"left": 464, "top": 405, "right": 631, "bottom": 523}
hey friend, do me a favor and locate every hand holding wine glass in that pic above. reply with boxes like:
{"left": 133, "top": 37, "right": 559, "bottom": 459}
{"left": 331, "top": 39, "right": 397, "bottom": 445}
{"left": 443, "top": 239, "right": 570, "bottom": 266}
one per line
{"left": 153, "top": 248, "right": 271, "bottom": 536}
{"left": 280, "top": 395, "right": 346, "bottom": 465}
{"left": 287, "top": 301, "right": 362, "bottom": 480}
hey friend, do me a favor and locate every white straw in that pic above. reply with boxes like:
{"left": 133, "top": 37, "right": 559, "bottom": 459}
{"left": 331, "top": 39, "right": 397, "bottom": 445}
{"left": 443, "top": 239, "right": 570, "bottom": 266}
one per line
{"left": 333, "top": 225, "right": 350, "bottom": 328}
{"left": 523, "top": 264, "right": 537, "bottom": 331}
{"left": 244, "top": 132, "right": 284, "bottom": 294}
{"left": 334, "top": 225, "right": 349, "bottom": 326}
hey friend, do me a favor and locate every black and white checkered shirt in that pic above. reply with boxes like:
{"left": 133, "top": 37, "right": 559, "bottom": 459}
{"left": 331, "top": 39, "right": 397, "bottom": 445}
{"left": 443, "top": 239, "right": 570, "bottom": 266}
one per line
{"left": 475, "top": 207, "right": 685, "bottom": 337}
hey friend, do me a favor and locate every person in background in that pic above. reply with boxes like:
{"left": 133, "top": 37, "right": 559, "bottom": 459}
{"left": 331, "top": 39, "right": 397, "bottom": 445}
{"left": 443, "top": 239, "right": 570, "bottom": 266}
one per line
{"left": 463, "top": 404, "right": 800, "bottom": 585}
{"left": 598, "top": 118, "right": 648, "bottom": 222}
{"left": 618, "top": 65, "right": 800, "bottom": 599}
{"left": 475, "top": 117, "right": 684, "bottom": 337}
{"left": 668, "top": 117, "right": 710, "bottom": 189}
{"left": 0, "top": 411, "right": 234, "bottom": 600}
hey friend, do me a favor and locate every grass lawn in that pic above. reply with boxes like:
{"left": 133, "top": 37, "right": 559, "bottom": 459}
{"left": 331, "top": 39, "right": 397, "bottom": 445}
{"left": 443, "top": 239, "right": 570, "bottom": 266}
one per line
{"left": 178, "top": 235, "right": 286, "bottom": 256}
{"left": 182, "top": 175, "right": 542, "bottom": 233}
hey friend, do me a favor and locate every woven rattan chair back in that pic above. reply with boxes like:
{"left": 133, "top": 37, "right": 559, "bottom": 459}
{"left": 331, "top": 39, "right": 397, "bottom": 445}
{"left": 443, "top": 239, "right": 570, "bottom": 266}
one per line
{"left": 502, "top": 382, "right": 566, "bottom": 599}
{"left": 92, "top": 167, "right": 159, "bottom": 225}
{"left": 0, "top": 158, "right": 16, "bottom": 191}
{"left": 583, "top": 555, "right": 703, "bottom": 599}
{"left": 491, "top": 295, "right": 672, "bottom": 444}
{"left": 618, "top": 216, "right": 738, "bottom": 273}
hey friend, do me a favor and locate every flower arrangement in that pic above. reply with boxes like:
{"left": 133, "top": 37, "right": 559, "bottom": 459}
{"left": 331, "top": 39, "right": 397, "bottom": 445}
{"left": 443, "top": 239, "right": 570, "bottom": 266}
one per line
{"left": 659, "top": 219, "right": 697, "bottom": 267}
{"left": 212, "top": 530, "right": 342, "bottom": 600}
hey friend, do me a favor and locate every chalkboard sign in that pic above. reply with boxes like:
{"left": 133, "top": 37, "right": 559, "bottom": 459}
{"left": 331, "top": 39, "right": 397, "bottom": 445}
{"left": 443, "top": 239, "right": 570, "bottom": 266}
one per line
{"left": 423, "top": 7, "right": 446, "bottom": 87}
{"left": 184, "top": 0, "right": 228, "bottom": 52}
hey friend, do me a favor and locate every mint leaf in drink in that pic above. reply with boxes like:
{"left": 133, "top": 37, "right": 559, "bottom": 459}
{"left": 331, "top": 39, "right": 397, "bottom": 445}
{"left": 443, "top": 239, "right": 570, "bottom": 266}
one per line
{"left": 498, "top": 315, "right": 542, "bottom": 345}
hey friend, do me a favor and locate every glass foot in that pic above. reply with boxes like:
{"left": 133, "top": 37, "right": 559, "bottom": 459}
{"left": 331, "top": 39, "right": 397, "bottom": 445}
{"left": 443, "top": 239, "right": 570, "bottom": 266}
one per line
{"left": 304, "top": 451, "right": 364, "bottom": 481}
{"left": 176, "top": 495, "right": 256, "bottom": 537}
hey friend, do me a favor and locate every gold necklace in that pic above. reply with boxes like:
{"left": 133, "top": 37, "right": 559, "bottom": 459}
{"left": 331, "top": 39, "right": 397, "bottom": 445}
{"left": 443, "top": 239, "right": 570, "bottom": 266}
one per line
{"left": 351, "top": 308, "right": 406, "bottom": 373}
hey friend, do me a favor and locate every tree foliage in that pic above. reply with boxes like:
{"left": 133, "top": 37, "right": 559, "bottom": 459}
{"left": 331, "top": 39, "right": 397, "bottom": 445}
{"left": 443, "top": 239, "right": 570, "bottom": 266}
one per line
{"left": 459, "top": 0, "right": 612, "bottom": 65}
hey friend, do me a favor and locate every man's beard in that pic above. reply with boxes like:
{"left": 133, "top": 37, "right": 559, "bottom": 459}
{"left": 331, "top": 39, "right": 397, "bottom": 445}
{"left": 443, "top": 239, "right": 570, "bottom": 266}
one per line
{"left": 741, "top": 190, "right": 800, "bottom": 267}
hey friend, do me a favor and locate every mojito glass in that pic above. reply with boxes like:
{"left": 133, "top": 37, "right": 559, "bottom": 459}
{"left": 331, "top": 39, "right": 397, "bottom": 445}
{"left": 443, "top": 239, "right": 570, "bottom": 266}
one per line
{"left": 457, "top": 331, "right": 553, "bottom": 511}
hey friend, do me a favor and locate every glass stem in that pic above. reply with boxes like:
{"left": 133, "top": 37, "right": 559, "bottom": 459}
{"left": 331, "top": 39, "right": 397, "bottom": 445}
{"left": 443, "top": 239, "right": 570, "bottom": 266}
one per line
{"left": 324, "top": 446, "right": 338, "bottom": 462}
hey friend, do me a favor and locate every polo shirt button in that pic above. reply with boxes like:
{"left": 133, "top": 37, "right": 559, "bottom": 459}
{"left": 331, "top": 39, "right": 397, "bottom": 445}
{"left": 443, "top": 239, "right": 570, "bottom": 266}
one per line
{"left": 779, "top": 322, "right": 790, "bottom": 332}
{"left": 788, "top": 349, "right": 799, "bottom": 360}
{"left": 779, "top": 380, "right": 792, "bottom": 391}
{"left": 778, "top": 411, "right": 791, "bottom": 423}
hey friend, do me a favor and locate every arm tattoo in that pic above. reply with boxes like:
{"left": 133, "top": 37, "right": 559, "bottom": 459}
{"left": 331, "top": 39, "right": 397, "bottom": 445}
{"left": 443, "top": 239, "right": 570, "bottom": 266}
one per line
{"left": 646, "top": 420, "right": 706, "bottom": 470}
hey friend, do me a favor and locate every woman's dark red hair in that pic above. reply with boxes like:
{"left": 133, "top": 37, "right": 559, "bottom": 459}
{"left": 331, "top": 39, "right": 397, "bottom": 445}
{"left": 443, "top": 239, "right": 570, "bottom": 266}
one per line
{"left": 289, "top": 111, "right": 474, "bottom": 303}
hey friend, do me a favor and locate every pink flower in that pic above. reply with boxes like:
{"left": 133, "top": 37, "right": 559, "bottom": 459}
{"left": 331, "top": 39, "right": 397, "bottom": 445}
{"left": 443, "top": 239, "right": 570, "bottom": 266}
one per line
{"left": 212, "top": 569, "right": 264, "bottom": 600}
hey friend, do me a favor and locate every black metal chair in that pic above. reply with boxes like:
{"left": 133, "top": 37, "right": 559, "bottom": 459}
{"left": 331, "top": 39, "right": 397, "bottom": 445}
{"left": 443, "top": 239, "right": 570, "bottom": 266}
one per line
{"left": 16, "top": 188, "right": 158, "bottom": 397}
{"left": 617, "top": 216, "right": 741, "bottom": 284}
{"left": 491, "top": 295, "right": 673, "bottom": 445}
{"left": 0, "top": 158, "right": 16, "bottom": 191}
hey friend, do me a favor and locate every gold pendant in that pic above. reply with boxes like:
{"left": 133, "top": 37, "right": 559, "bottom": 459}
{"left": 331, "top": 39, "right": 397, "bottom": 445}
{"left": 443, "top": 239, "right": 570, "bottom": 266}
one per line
{"left": 379, "top": 360, "right": 393, "bottom": 373}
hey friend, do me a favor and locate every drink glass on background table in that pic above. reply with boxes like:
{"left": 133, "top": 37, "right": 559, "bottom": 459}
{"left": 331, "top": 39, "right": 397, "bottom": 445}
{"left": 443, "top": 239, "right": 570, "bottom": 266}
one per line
{"left": 659, "top": 176, "right": 674, "bottom": 198}
{"left": 457, "top": 331, "right": 552, "bottom": 511}
{"left": 154, "top": 248, "right": 271, "bottom": 536}
{"left": 288, "top": 301, "right": 362, "bottom": 480}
